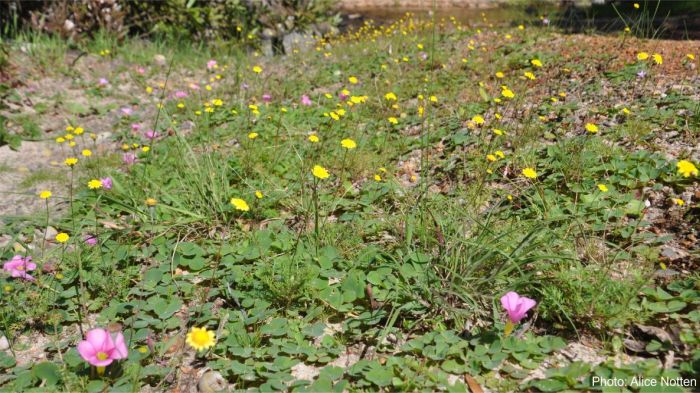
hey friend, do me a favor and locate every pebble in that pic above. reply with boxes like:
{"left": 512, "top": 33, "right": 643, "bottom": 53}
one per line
{"left": 0, "top": 336, "right": 9, "bottom": 351}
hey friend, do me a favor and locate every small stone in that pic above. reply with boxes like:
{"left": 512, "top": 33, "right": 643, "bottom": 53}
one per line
{"left": 660, "top": 246, "right": 688, "bottom": 261}
{"left": 0, "top": 336, "right": 9, "bottom": 351}
{"left": 153, "top": 54, "right": 167, "bottom": 66}
{"left": 44, "top": 226, "right": 58, "bottom": 241}
{"left": 198, "top": 370, "right": 227, "bottom": 393}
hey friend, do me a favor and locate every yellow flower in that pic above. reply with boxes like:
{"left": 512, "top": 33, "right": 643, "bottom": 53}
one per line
{"left": 486, "top": 154, "right": 497, "bottom": 162}
{"left": 524, "top": 71, "right": 536, "bottom": 80}
{"left": 248, "top": 132, "right": 258, "bottom": 140}
{"left": 522, "top": 167, "right": 538, "bottom": 179}
{"left": 142, "top": 146, "right": 150, "bottom": 152}
{"left": 212, "top": 99, "right": 223, "bottom": 106}
{"left": 252, "top": 65, "right": 262, "bottom": 74}
{"left": 64, "top": 157, "right": 78, "bottom": 166}
{"left": 637, "top": 52, "right": 649, "bottom": 60}
{"left": 597, "top": 184, "right": 609, "bottom": 192}
{"left": 585, "top": 123, "right": 599, "bottom": 133}
{"left": 495, "top": 150, "right": 505, "bottom": 159}
{"left": 82, "top": 149, "right": 92, "bottom": 157}
{"left": 55, "top": 233, "right": 69, "bottom": 243}
{"left": 388, "top": 117, "right": 398, "bottom": 125}
{"left": 146, "top": 86, "right": 153, "bottom": 94}
{"left": 501, "top": 88, "right": 515, "bottom": 99}
{"left": 471, "top": 115, "right": 485, "bottom": 125}
{"left": 495, "top": 71, "right": 505, "bottom": 78}
{"left": 65, "top": 134, "right": 74, "bottom": 140}
{"left": 255, "top": 191, "right": 263, "bottom": 199}
{"left": 384, "top": 92, "right": 397, "bottom": 101}
{"left": 312, "top": 165, "right": 330, "bottom": 179}
{"left": 374, "top": 174, "right": 382, "bottom": 181}
{"left": 39, "top": 190, "right": 52, "bottom": 199}
{"left": 531, "top": 59, "right": 543, "bottom": 67}
{"left": 493, "top": 128, "right": 504, "bottom": 136}
{"left": 634, "top": 3, "right": 639, "bottom": 9}
{"left": 88, "top": 179, "right": 102, "bottom": 189}
{"left": 56, "top": 137, "right": 66, "bottom": 143}
{"left": 74, "top": 127, "right": 84, "bottom": 135}
{"left": 186, "top": 327, "right": 216, "bottom": 351}
{"left": 672, "top": 198, "right": 684, "bottom": 206}
{"left": 341, "top": 139, "right": 357, "bottom": 149}
{"left": 348, "top": 76, "right": 358, "bottom": 84}
{"left": 622, "top": 107, "right": 631, "bottom": 115}
{"left": 230, "top": 198, "right": 250, "bottom": 211}
{"left": 652, "top": 53, "right": 663, "bottom": 65}
{"left": 308, "top": 134, "right": 320, "bottom": 143}
{"left": 145, "top": 198, "right": 157, "bottom": 206}
{"left": 677, "top": 160, "right": 698, "bottom": 178}
{"left": 687, "top": 54, "right": 696, "bottom": 60}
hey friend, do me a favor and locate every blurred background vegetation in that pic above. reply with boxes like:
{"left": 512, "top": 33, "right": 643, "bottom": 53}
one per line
{"left": 0, "top": 0, "right": 340, "bottom": 44}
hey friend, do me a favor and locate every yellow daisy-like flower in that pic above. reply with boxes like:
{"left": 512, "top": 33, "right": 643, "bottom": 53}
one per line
{"left": 493, "top": 128, "right": 504, "bottom": 136}
{"left": 471, "top": 115, "right": 485, "bottom": 125}
{"left": 495, "top": 71, "right": 505, "bottom": 78}
{"left": 522, "top": 167, "right": 538, "bottom": 179}
{"left": 634, "top": 3, "right": 640, "bottom": 9}
{"left": 82, "top": 149, "right": 92, "bottom": 157}
{"left": 39, "top": 190, "right": 52, "bottom": 199}
{"left": 308, "top": 134, "right": 320, "bottom": 143}
{"left": 637, "top": 52, "right": 649, "bottom": 60}
{"left": 248, "top": 132, "right": 258, "bottom": 140}
{"left": 252, "top": 65, "right": 263, "bottom": 74}
{"left": 145, "top": 198, "right": 157, "bottom": 206}
{"left": 374, "top": 174, "right": 382, "bottom": 181}
{"left": 55, "top": 233, "right": 70, "bottom": 243}
{"left": 677, "top": 160, "right": 698, "bottom": 178}
{"left": 501, "top": 88, "right": 515, "bottom": 99}
{"left": 186, "top": 327, "right": 216, "bottom": 351}
{"left": 530, "top": 59, "right": 543, "bottom": 67}
{"left": 56, "top": 137, "right": 66, "bottom": 143}
{"left": 687, "top": 53, "right": 696, "bottom": 60}
{"left": 348, "top": 76, "right": 359, "bottom": 84}
{"left": 230, "top": 198, "right": 250, "bottom": 211}
{"left": 672, "top": 198, "right": 685, "bottom": 206}
{"left": 341, "top": 139, "right": 357, "bottom": 149}
{"left": 388, "top": 117, "right": 398, "bottom": 125}
{"left": 87, "top": 179, "right": 102, "bottom": 189}
{"left": 486, "top": 154, "right": 497, "bottom": 162}
{"left": 312, "top": 165, "right": 330, "bottom": 179}
{"left": 64, "top": 157, "right": 78, "bottom": 166}
{"left": 146, "top": 86, "right": 153, "bottom": 94}
{"left": 255, "top": 191, "right": 263, "bottom": 199}
{"left": 524, "top": 71, "right": 536, "bottom": 80}
{"left": 652, "top": 53, "right": 663, "bottom": 65}
{"left": 384, "top": 92, "right": 397, "bottom": 101}
{"left": 597, "top": 184, "right": 609, "bottom": 192}
{"left": 585, "top": 123, "right": 599, "bottom": 133}
{"left": 74, "top": 127, "right": 84, "bottom": 135}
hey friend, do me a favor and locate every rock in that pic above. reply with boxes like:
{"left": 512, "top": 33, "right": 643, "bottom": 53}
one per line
{"left": 291, "top": 363, "right": 320, "bottom": 381}
{"left": 44, "top": 226, "right": 58, "bottom": 241}
{"left": 198, "top": 370, "right": 227, "bottom": 393}
{"left": 153, "top": 54, "right": 167, "bottom": 66}
{"left": 0, "top": 336, "right": 9, "bottom": 351}
{"left": 660, "top": 245, "right": 688, "bottom": 261}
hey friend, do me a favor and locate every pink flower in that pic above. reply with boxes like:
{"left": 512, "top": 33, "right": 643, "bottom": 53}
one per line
{"left": 131, "top": 123, "right": 142, "bottom": 132}
{"left": 301, "top": 95, "right": 312, "bottom": 106}
{"left": 122, "top": 153, "right": 137, "bottom": 165}
{"left": 98, "top": 78, "right": 109, "bottom": 86}
{"left": 100, "top": 177, "right": 113, "bottom": 190}
{"left": 77, "top": 328, "right": 128, "bottom": 367}
{"left": 174, "top": 90, "right": 188, "bottom": 99}
{"left": 338, "top": 91, "right": 349, "bottom": 101}
{"left": 120, "top": 107, "right": 133, "bottom": 116}
{"left": 189, "top": 83, "right": 200, "bottom": 90}
{"left": 3, "top": 255, "right": 36, "bottom": 281}
{"left": 136, "top": 67, "right": 146, "bottom": 74}
{"left": 500, "top": 291, "right": 536, "bottom": 324}
{"left": 207, "top": 60, "right": 218, "bottom": 70}
{"left": 262, "top": 94, "right": 272, "bottom": 103}
{"left": 84, "top": 235, "right": 97, "bottom": 246}
{"left": 144, "top": 130, "right": 159, "bottom": 140}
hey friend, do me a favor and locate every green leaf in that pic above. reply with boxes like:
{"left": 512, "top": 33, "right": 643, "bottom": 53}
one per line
{"left": 32, "top": 362, "right": 60, "bottom": 386}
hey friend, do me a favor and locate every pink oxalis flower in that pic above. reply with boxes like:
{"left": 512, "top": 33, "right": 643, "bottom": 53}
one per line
{"left": 500, "top": 291, "right": 536, "bottom": 336}
{"left": 301, "top": 95, "right": 312, "bottom": 106}
{"left": 262, "top": 94, "right": 272, "bottom": 103}
{"left": 207, "top": 59, "right": 218, "bottom": 70}
{"left": 84, "top": 235, "right": 97, "bottom": 246}
{"left": 122, "top": 153, "right": 137, "bottom": 165}
{"left": 100, "top": 177, "right": 113, "bottom": 190}
{"left": 77, "top": 328, "right": 128, "bottom": 367}
{"left": 3, "top": 255, "right": 36, "bottom": 281}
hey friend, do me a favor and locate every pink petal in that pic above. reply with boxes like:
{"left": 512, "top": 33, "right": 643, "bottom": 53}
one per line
{"left": 77, "top": 340, "right": 96, "bottom": 362}
{"left": 86, "top": 328, "right": 109, "bottom": 350}
{"left": 112, "top": 332, "right": 128, "bottom": 359}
